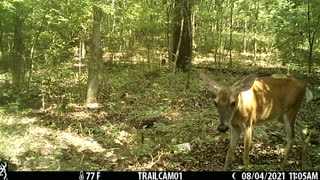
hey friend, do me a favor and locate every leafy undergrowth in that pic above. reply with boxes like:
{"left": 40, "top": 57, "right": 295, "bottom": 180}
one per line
{"left": 0, "top": 62, "right": 320, "bottom": 171}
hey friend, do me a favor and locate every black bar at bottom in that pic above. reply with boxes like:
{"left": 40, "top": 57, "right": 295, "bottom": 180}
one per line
{"left": 8, "top": 171, "right": 320, "bottom": 180}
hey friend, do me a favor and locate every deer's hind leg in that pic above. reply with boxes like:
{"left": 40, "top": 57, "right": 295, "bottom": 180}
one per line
{"left": 282, "top": 109, "right": 299, "bottom": 170}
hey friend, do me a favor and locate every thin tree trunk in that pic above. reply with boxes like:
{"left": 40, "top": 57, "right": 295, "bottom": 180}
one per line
{"left": 172, "top": 17, "right": 184, "bottom": 75}
{"left": 192, "top": 10, "right": 196, "bottom": 52}
{"left": 0, "top": 18, "right": 3, "bottom": 61}
{"left": 253, "top": 0, "right": 259, "bottom": 65}
{"left": 228, "top": 0, "right": 234, "bottom": 68}
{"left": 307, "top": 1, "right": 320, "bottom": 73}
{"left": 213, "top": 19, "right": 218, "bottom": 63}
{"left": 79, "top": 35, "right": 85, "bottom": 76}
{"left": 307, "top": 1, "right": 312, "bottom": 73}
{"left": 167, "top": 5, "right": 171, "bottom": 68}
{"left": 186, "top": 9, "right": 195, "bottom": 89}
{"left": 86, "top": 2, "right": 102, "bottom": 104}
{"left": 243, "top": 17, "right": 247, "bottom": 54}
{"left": 218, "top": 18, "right": 223, "bottom": 71}
{"left": 28, "top": 8, "right": 49, "bottom": 89}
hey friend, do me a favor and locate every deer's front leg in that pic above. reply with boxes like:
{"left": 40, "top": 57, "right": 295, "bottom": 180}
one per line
{"left": 223, "top": 125, "right": 241, "bottom": 171}
{"left": 243, "top": 126, "right": 253, "bottom": 166}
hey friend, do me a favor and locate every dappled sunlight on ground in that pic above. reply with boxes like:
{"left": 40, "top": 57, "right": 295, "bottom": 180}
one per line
{"left": 163, "top": 110, "right": 181, "bottom": 121}
{"left": 28, "top": 126, "right": 107, "bottom": 153}
{"left": 0, "top": 115, "right": 117, "bottom": 170}
{"left": 67, "top": 111, "right": 92, "bottom": 120}
{"left": 21, "top": 117, "right": 38, "bottom": 124}
{"left": 193, "top": 52, "right": 287, "bottom": 70}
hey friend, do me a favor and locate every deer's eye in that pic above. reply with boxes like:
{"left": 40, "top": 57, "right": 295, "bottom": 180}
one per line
{"left": 230, "top": 101, "right": 236, "bottom": 107}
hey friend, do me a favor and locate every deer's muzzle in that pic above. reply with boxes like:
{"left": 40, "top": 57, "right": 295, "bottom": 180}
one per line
{"left": 217, "top": 123, "right": 229, "bottom": 133}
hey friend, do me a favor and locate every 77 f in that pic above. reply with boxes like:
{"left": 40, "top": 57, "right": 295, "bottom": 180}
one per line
{"left": 80, "top": 171, "right": 101, "bottom": 180}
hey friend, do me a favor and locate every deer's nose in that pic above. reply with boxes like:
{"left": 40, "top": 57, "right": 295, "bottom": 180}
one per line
{"left": 217, "top": 124, "right": 229, "bottom": 133}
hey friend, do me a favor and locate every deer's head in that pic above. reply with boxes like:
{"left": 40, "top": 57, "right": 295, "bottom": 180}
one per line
{"left": 200, "top": 73, "right": 256, "bottom": 133}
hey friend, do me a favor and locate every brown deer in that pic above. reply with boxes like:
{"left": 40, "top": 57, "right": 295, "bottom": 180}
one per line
{"left": 200, "top": 73, "right": 313, "bottom": 170}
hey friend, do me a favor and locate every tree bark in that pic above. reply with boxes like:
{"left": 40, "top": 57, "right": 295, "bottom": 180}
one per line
{"left": 0, "top": 18, "right": 3, "bottom": 61}
{"left": 86, "top": 2, "right": 102, "bottom": 104}
{"left": 172, "top": 0, "right": 192, "bottom": 72}
{"left": 166, "top": 4, "right": 172, "bottom": 70}
{"left": 306, "top": 1, "right": 320, "bottom": 73}
{"left": 228, "top": 0, "right": 234, "bottom": 67}
{"left": 253, "top": 0, "right": 259, "bottom": 64}
{"left": 12, "top": 2, "right": 25, "bottom": 90}
{"left": 243, "top": 8, "right": 247, "bottom": 54}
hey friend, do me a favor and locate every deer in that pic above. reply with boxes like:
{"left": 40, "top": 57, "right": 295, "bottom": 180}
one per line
{"left": 200, "top": 73, "right": 313, "bottom": 171}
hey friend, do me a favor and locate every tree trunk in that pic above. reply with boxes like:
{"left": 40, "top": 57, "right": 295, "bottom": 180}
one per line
{"left": 166, "top": 4, "right": 172, "bottom": 69}
{"left": 307, "top": 44, "right": 313, "bottom": 74}
{"left": 79, "top": 35, "right": 86, "bottom": 76}
{"left": 228, "top": 0, "right": 234, "bottom": 67}
{"left": 86, "top": 2, "right": 102, "bottom": 104}
{"left": 213, "top": 13, "right": 220, "bottom": 64}
{"left": 172, "top": 0, "right": 192, "bottom": 72}
{"left": 12, "top": 2, "right": 25, "bottom": 90}
{"left": 253, "top": 0, "right": 259, "bottom": 64}
{"left": 306, "top": 1, "right": 320, "bottom": 74}
{"left": 0, "top": 18, "right": 3, "bottom": 61}
{"left": 243, "top": 17, "right": 247, "bottom": 54}
{"left": 28, "top": 8, "right": 49, "bottom": 89}
{"left": 218, "top": 18, "right": 223, "bottom": 71}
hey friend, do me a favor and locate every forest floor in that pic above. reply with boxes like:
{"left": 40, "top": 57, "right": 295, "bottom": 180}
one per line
{"left": 0, "top": 58, "right": 320, "bottom": 171}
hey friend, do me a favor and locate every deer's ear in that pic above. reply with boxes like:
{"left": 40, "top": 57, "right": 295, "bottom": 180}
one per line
{"left": 232, "top": 74, "right": 256, "bottom": 95}
{"left": 200, "top": 73, "right": 221, "bottom": 94}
